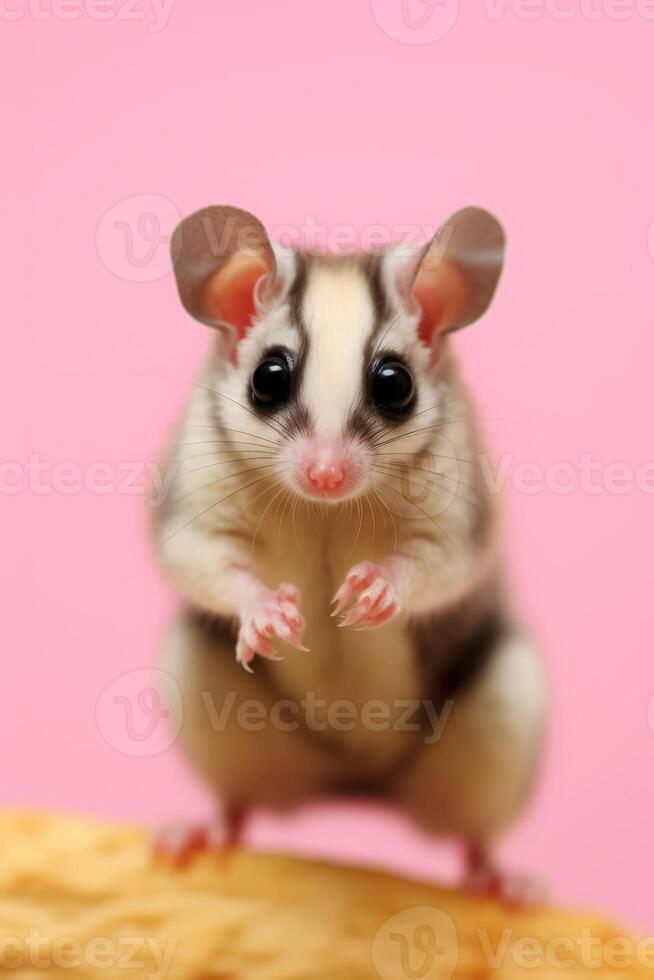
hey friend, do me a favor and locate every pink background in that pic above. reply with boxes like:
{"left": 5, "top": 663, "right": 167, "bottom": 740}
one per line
{"left": 2, "top": 0, "right": 653, "bottom": 932}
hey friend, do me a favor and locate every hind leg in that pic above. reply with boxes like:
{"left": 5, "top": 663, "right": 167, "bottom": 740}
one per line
{"left": 157, "top": 613, "right": 340, "bottom": 844}
{"left": 152, "top": 805, "right": 247, "bottom": 867}
{"left": 463, "top": 841, "right": 547, "bottom": 906}
{"left": 393, "top": 632, "right": 546, "bottom": 901}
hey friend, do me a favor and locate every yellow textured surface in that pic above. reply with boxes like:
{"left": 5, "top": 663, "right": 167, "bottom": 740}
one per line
{"left": 0, "top": 811, "right": 649, "bottom": 979}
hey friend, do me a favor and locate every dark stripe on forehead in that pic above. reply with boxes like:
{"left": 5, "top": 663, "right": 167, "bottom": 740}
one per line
{"left": 361, "top": 251, "right": 398, "bottom": 368}
{"left": 279, "top": 253, "right": 310, "bottom": 434}
{"left": 349, "top": 253, "right": 412, "bottom": 441}
{"left": 287, "top": 252, "right": 309, "bottom": 340}
{"left": 361, "top": 252, "right": 391, "bottom": 333}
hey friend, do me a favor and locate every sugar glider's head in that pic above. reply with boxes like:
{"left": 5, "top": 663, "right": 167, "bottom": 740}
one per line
{"left": 171, "top": 205, "right": 505, "bottom": 504}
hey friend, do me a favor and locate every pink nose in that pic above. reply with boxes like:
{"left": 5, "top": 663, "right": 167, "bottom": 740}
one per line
{"left": 306, "top": 448, "right": 346, "bottom": 491}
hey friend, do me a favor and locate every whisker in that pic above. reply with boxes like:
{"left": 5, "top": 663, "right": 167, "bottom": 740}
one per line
{"left": 370, "top": 308, "right": 405, "bottom": 363}
{"left": 173, "top": 462, "right": 277, "bottom": 504}
{"left": 373, "top": 460, "right": 481, "bottom": 500}
{"left": 373, "top": 416, "right": 521, "bottom": 450}
{"left": 172, "top": 454, "right": 278, "bottom": 478}
{"left": 374, "top": 419, "right": 472, "bottom": 449}
{"left": 291, "top": 494, "right": 304, "bottom": 555}
{"left": 367, "top": 395, "right": 469, "bottom": 448}
{"left": 182, "top": 423, "right": 278, "bottom": 443}
{"left": 372, "top": 464, "right": 447, "bottom": 503}
{"left": 372, "top": 465, "right": 480, "bottom": 514}
{"left": 405, "top": 394, "right": 467, "bottom": 423}
{"left": 374, "top": 450, "right": 487, "bottom": 472}
{"left": 372, "top": 478, "right": 465, "bottom": 565}
{"left": 251, "top": 482, "right": 288, "bottom": 551}
{"left": 357, "top": 496, "right": 365, "bottom": 551}
{"left": 277, "top": 490, "right": 292, "bottom": 552}
{"left": 152, "top": 473, "right": 277, "bottom": 556}
{"left": 366, "top": 492, "right": 377, "bottom": 546}
{"left": 208, "top": 424, "right": 280, "bottom": 447}
{"left": 235, "top": 471, "right": 287, "bottom": 517}
{"left": 370, "top": 487, "right": 398, "bottom": 553}
{"left": 172, "top": 439, "right": 277, "bottom": 453}
{"left": 133, "top": 370, "right": 289, "bottom": 441}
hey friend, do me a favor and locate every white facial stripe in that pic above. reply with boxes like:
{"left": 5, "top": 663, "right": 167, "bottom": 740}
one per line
{"left": 300, "top": 261, "right": 376, "bottom": 436}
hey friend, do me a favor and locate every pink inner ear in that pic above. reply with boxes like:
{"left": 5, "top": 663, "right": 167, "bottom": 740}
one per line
{"left": 412, "top": 258, "right": 467, "bottom": 350}
{"left": 412, "top": 280, "right": 445, "bottom": 348}
{"left": 205, "top": 252, "right": 272, "bottom": 341}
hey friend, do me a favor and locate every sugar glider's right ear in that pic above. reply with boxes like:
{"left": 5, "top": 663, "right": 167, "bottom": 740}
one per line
{"left": 170, "top": 205, "right": 279, "bottom": 341}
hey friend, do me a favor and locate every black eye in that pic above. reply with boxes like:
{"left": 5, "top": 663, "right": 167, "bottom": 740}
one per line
{"left": 251, "top": 355, "right": 292, "bottom": 409}
{"left": 371, "top": 358, "right": 415, "bottom": 415}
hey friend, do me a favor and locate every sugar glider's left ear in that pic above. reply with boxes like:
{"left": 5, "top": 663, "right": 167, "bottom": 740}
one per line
{"left": 392, "top": 207, "right": 505, "bottom": 347}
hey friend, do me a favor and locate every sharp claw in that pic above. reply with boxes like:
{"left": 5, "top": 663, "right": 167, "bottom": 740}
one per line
{"left": 238, "top": 583, "right": 307, "bottom": 667}
{"left": 332, "top": 589, "right": 356, "bottom": 616}
{"left": 289, "top": 638, "right": 310, "bottom": 652}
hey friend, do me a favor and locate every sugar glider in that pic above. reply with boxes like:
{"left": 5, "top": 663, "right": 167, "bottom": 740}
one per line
{"left": 152, "top": 204, "right": 546, "bottom": 898}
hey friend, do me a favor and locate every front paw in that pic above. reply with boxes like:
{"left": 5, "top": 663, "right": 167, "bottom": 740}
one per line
{"left": 236, "top": 582, "right": 307, "bottom": 671}
{"left": 331, "top": 561, "right": 400, "bottom": 630}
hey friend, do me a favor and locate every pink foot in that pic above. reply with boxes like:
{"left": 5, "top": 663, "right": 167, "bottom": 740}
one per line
{"left": 331, "top": 561, "right": 400, "bottom": 629}
{"left": 236, "top": 581, "right": 307, "bottom": 671}
{"left": 152, "top": 808, "right": 246, "bottom": 868}
{"left": 464, "top": 847, "right": 547, "bottom": 909}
